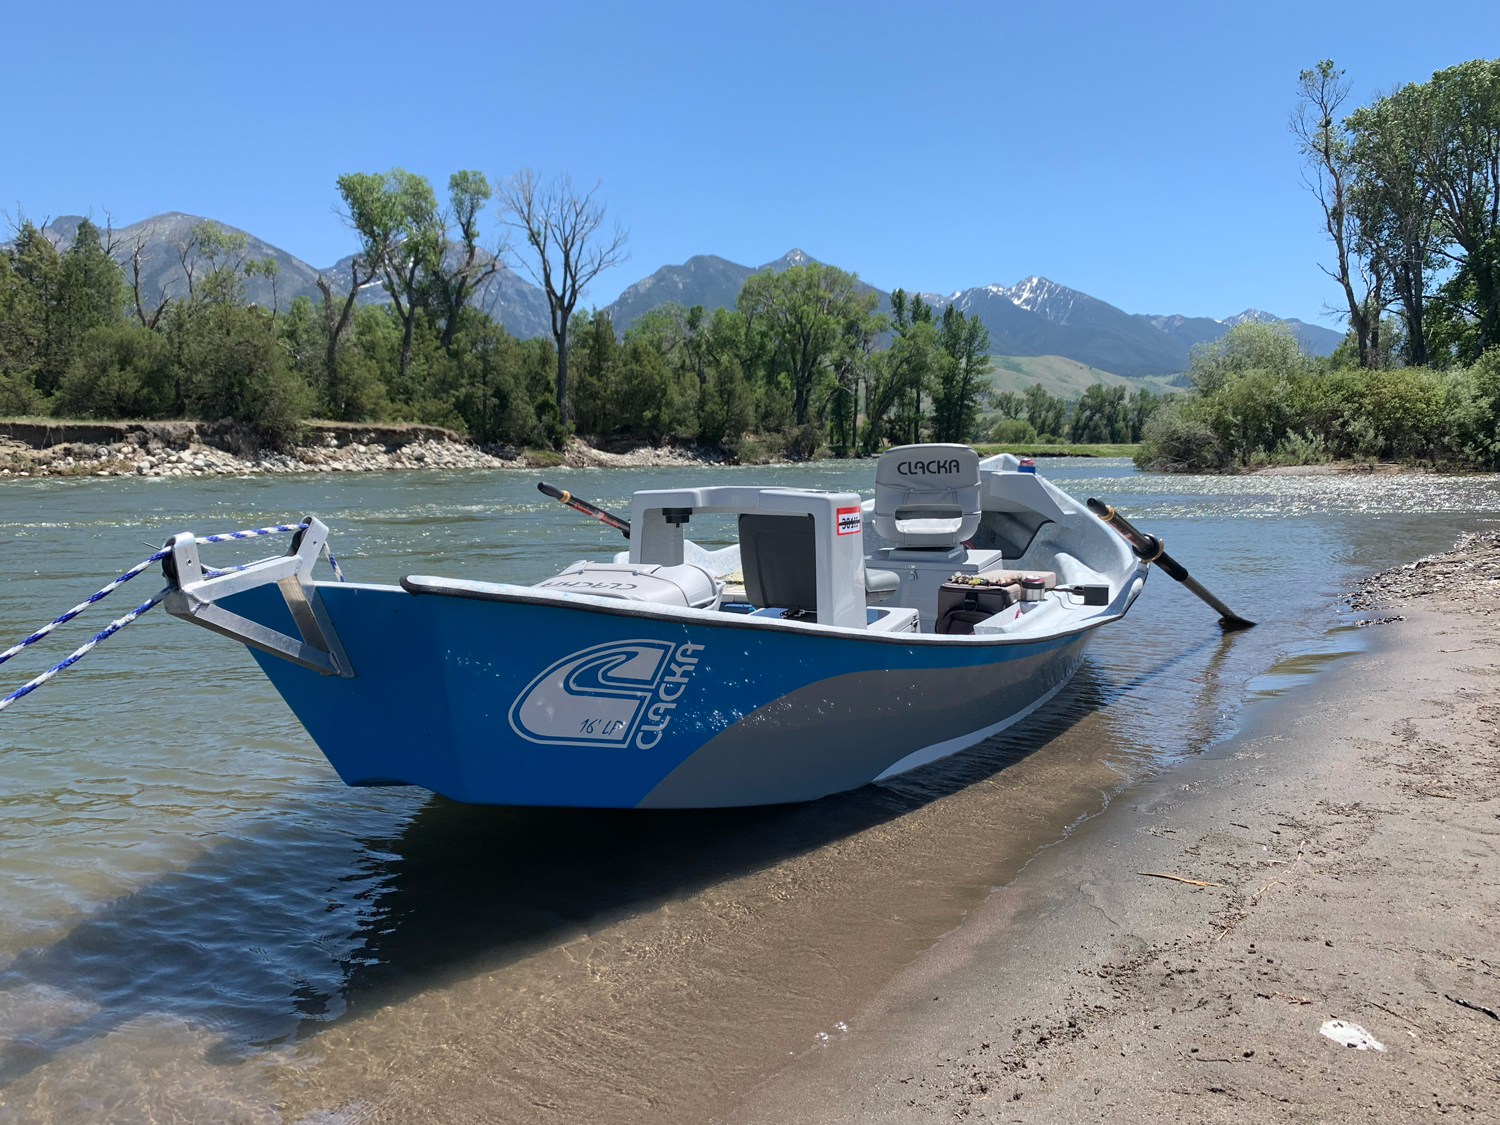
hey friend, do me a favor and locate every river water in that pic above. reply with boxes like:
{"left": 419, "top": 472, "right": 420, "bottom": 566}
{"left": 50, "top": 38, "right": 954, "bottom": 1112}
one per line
{"left": 0, "top": 460, "right": 1496, "bottom": 1123}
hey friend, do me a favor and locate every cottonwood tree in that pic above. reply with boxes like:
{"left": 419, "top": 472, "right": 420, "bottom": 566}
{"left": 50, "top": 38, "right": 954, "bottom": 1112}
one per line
{"left": 1348, "top": 85, "right": 1442, "bottom": 366}
{"left": 737, "top": 262, "right": 876, "bottom": 432}
{"left": 1293, "top": 59, "right": 1386, "bottom": 367}
{"left": 337, "top": 168, "right": 443, "bottom": 380}
{"left": 500, "top": 170, "right": 628, "bottom": 435}
{"left": 826, "top": 304, "right": 882, "bottom": 457}
{"left": 314, "top": 253, "right": 379, "bottom": 376}
{"left": 433, "top": 170, "right": 505, "bottom": 349}
{"left": 932, "top": 304, "right": 992, "bottom": 442}
{"left": 860, "top": 289, "right": 935, "bottom": 453}
{"left": 1419, "top": 60, "right": 1500, "bottom": 360}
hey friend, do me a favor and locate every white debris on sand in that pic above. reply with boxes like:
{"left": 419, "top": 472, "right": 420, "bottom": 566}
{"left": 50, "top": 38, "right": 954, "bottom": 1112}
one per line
{"left": 1319, "top": 1019, "right": 1387, "bottom": 1052}
{"left": 559, "top": 436, "right": 726, "bottom": 468}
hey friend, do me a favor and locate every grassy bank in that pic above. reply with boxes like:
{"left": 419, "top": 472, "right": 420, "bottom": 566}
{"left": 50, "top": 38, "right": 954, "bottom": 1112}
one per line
{"left": 971, "top": 442, "right": 1139, "bottom": 458}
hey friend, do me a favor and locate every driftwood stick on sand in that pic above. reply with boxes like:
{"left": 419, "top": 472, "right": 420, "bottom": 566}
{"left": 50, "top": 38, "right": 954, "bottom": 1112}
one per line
{"left": 1136, "top": 872, "right": 1223, "bottom": 887}
{"left": 1445, "top": 994, "right": 1500, "bottom": 1021}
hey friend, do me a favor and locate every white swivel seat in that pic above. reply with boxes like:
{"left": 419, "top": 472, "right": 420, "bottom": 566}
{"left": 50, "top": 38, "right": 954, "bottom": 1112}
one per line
{"left": 872, "top": 444, "right": 982, "bottom": 549}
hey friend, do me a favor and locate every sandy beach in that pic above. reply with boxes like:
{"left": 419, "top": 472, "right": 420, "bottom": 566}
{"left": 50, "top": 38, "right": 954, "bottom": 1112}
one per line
{"left": 726, "top": 539, "right": 1500, "bottom": 1123}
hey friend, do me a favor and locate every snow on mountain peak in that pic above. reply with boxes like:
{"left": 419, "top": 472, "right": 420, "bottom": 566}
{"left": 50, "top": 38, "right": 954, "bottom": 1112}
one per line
{"left": 1003, "top": 276, "right": 1081, "bottom": 322}
{"left": 1220, "top": 308, "right": 1276, "bottom": 326}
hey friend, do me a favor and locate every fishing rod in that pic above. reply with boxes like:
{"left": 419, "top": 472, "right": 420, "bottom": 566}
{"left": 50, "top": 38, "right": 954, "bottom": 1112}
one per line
{"left": 537, "top": 481, "right": 632, "bottom": 540}
{"left": 1086, "top": 498, "right": 1255, "bottom": 631}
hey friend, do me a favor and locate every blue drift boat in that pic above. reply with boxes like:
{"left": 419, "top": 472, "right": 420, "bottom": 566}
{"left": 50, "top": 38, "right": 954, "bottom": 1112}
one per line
{"left": 158, "top": 446, "right": 1147, "bottom": 807}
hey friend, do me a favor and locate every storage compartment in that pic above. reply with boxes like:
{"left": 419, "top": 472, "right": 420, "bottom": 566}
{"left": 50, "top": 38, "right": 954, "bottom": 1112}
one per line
{"left": 935, "top": 570, "right": 1059, "bottom": 635}
{"left": 534, "top": 561, "right": 722, "bottom": 609}
{"left": 935, "top": 582, "right": 1017, "bottom": 635}
{"left": 871, "top": 546, "right": 1006, "bottom": 631}
{"left": 867, "top": 606, "right": 920, "bottom": 633}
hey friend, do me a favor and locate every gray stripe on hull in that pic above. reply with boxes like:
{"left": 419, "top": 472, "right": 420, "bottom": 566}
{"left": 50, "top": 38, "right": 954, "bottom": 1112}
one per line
{"left": 872, "top": 673, "right": 1072, "bottom": 781}
{"left": 636, "top": 632, "right": 1093, "bottom": 808}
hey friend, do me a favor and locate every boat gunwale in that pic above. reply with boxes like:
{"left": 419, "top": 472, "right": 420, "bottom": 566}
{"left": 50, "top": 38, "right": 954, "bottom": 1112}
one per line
{"left": 389, "top": 570, "right": 1148, "bottom": 647}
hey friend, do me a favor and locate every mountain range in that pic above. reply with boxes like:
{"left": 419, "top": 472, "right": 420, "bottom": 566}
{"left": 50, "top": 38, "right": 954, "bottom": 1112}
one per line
{"left": 603, "top": 256, "right": 1342, "bottom": 377}
{"left": 29, "top": 213, "right": 1342, "bottom": 379}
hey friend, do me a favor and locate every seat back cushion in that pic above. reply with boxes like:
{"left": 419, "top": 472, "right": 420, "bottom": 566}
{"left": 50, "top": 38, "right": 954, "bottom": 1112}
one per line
{"left": 739, "top": 513, "right": 817, "bottom": 612}
{"left": 873, "top": 444, "right": 982, "bottom": 548}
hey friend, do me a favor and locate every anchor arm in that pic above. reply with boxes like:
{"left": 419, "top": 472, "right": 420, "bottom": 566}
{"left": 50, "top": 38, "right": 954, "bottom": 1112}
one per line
{"left": 161, "top": 517, "right": 355, "bottom": 677}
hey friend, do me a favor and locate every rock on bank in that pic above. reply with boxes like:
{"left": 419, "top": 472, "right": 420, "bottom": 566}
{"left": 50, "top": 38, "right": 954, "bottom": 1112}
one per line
{"left": 0, "top": 421, "right": 720, "bottom": 479}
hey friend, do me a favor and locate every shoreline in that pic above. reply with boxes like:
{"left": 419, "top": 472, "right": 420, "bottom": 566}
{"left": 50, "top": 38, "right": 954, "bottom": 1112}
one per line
{"left": 0, "top": 421, "right": 728, "bottom": 479}
{"left": 725, "top": 539, "right": 1500, "bottom": 1123}
{"left": 0, "top": 420, "right": 1145, "bottom": 481}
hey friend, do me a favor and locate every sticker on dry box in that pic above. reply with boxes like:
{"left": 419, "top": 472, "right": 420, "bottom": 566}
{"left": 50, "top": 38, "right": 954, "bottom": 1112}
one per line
{"left": 836, "top": 506, "right": 861, "bottom": 535}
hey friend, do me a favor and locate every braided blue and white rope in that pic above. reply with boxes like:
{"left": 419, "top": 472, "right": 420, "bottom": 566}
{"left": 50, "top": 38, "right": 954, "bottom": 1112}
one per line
{"left": 0, "top": 549, "right": 171, "bottom": 670}
{"left": 196, "top": 520, "right": 345, "bottom": 582}
{"left": 196, "top": 521, "right": 309, "bottom": 544}
{"left": 0, "top": 516, "right": 348, "bottom": 714}
{"left": 0, "top": 588, "right": 168, "bottom": 713}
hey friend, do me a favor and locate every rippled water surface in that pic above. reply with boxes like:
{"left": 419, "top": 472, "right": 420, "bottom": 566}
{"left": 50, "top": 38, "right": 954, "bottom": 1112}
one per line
{"left": 0, "top": 461, "right": 1496, "bottom": 1122}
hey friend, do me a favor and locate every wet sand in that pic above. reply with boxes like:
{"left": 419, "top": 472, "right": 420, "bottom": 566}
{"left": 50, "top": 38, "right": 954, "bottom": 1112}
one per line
{"left": 255, "top": 703, "right": 1149, "bottom": 1124}
{"left": 728, "top": 550, "right": 1500, "bottom": 1122}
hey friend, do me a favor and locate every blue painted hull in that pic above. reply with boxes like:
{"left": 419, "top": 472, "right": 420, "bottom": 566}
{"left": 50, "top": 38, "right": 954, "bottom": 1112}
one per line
{"left": 226, "top": 582, "right": 1102, "bottom": 808}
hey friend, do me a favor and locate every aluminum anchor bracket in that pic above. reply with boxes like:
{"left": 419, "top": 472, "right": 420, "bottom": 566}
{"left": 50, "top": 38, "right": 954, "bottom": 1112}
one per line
{"left": 162, "top": 516, "right": 355, "bottom": 677}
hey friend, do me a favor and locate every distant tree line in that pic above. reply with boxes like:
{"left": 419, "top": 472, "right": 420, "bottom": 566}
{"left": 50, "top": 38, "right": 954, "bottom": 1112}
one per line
{"left": 984, "top": 383, "right": 1164, "bottom": 446}
{"left": 0, "top": 169, "right": 1039, "bottom": 457}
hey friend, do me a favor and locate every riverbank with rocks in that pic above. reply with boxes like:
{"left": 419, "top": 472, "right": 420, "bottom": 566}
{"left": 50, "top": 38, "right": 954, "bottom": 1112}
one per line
{"left": 0, "top": 420, "right": 728, "bottom": 480}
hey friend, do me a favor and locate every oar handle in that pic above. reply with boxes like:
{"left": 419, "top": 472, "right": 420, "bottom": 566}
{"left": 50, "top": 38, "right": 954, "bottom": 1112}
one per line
{"left": 538, "top": 481, "right": 632, "bottom": 539}
{"left": 1086, "top": 497, "right": 1254, "bottom": 630}
{"left": 1085, "top": 500, "right": 1190, "bottom": 581}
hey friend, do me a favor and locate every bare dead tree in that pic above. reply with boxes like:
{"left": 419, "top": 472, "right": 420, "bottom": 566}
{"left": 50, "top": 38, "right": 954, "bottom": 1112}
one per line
{"left": 175, "top": 226, "right": 203, "bottom": 300}
{"left": 99, "top": 210, "right": 122, "bottom": 257}
{"left": 1293, "top": 59, "right": 1388, "bottom": 367}
{"left": 126, "top": 222, "right": 171, "bottom": 329}
{"left": 315, "top": 253, "right": 381, "bottom": 375}
{"left": 499, "top": 170, "right": 628, "bottom": 432}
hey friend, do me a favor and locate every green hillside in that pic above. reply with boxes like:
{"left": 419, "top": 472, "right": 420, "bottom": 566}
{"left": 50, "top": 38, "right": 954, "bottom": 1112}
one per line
{"left": 987, "top": 355, "right": 1178, "bottom": 399}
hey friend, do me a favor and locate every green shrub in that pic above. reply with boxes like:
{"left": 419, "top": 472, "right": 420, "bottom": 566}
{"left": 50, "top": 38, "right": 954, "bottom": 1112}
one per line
{"left": 1135, "top": 401, "right": 1227, "bottom": 470}
{"left": 1139, "top": 329, "right": 1500, "bottom": 471}
{"left": 0, "top": 371, "right": 39, "bottom": 415}
{"left": 175, "top": 305, "right": 313, "bottom": 448}
{"left": 55, "top": 324, "right": 176, "bottom": 418}
{"left": 988, "top": 417, "right": 1038, "bottom": 443}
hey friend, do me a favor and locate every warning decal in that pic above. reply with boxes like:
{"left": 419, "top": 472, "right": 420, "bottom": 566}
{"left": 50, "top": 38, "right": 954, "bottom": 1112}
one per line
{"left": 836, "top": 505, "right": 861, "bottom": 535}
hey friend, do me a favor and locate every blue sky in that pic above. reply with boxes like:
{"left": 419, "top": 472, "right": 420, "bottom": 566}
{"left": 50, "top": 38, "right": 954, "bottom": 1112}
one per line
{"left": 5, "top": 1, "right": 1495, "bottom": 325}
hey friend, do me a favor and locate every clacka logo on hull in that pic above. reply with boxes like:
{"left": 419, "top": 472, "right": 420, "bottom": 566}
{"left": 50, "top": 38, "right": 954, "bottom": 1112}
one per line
{"left": 508, "top": 639, "right": 705, "bottom": 749}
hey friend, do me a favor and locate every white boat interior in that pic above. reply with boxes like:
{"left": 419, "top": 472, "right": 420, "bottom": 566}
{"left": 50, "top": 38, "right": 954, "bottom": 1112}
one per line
{"left": 529, "top": 444, "right": 1139, "bottom": 641}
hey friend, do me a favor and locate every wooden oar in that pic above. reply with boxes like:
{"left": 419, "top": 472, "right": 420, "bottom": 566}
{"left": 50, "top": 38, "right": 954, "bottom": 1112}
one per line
{"left": 538, "top": 481, "right": 632, "bottom": 540}
{"left": 1086, "top": 498, "right": 1255, "bottom": 630}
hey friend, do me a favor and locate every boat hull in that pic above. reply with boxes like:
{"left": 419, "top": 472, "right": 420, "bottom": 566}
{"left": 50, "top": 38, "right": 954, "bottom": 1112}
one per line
{"left": 227, "top": 582, "right": 1099, "bottom": 808}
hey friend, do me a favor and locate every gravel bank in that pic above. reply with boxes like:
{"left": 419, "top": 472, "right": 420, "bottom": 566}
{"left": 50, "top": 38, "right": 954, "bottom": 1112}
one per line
{"left": 0, "top": 424, "right": 726, "bottom": 479}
